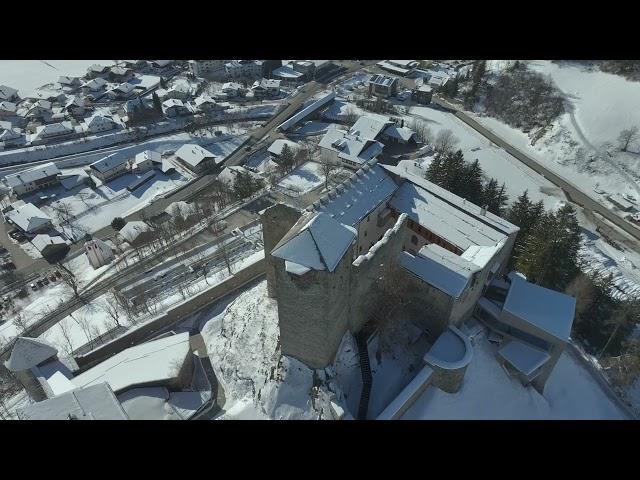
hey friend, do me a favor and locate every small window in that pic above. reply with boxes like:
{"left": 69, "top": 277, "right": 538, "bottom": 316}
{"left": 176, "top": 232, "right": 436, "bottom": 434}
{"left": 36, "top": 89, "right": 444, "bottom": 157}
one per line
{"left": 367, "top": 215, "right": 370, "bottom": 222}
{"left": 364, "top": 231, "right": 367, "bottom": 237}
{"left": 411, "top": 235, "right": 418, "bottom": 246}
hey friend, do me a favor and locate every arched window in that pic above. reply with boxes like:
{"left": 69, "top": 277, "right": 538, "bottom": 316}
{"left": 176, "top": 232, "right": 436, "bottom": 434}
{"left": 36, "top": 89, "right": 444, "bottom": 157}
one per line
{"left": 411, "top": 235, "right": 418, "bottom": 245}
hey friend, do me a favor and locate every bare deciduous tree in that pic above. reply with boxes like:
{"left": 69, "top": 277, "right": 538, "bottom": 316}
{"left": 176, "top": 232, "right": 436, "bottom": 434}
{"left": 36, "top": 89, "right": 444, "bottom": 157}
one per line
{"left": 12, "top": 313, "right": 29, "bottom": 334}
{"left": 57, "top": 261, "right": 83, "bottom": 301}
{"left": 319, "top": 153, "right": 338, "bottom": 191}
{"left": 408, "top": 118, "right": 433, "bottom": 144}
{"left": 618, "top": 126, "right": 639, "bottom": 152}
{"left": 57, "top": 319, "right": 76, "bottom": 357}
{"left": 433, "top": 129, "right": 459, "bottom": 155}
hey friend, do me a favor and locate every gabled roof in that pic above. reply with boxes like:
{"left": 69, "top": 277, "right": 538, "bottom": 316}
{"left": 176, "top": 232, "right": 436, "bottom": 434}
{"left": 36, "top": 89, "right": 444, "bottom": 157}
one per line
{"left": 34, "top": 121, "right": 74, "bottom": 138}
{"left": 267, "top": 139, "right": 298, "bottom": 156}
{"left": 349, "top": 115, "right": 393, "bottom": 140}
{"left": 318, "top": 128, "right": 384, "bottom": 165}
{"left": 272, "top": 212, "right": 357, "bottom": 274}
{"left": 5, "top": 336, "right": 58, "bottom": 372}
{"left": 502, "top": 276, "right": 576, "bottom": 342}
{"left": 311, "top": 162, "right": 399, "bottom": 227}
{"left": 4, "top": 162, "right": 60, "bottom": 188}
{"left": 32, "top": 234, "right": 67, "bottom": 252}
{"left": 0, "top": 85, "right": 19, "bottom": 100}
{"left": 162, "top": 98, "right": 185, "bottom": 108}
{"left": 82, "top": 77, "right": 108, "bottom": 90}
{"left": 383, "top": 124, "right": 416, "bottom": 142}
{"left": 119, "top": 220, "right": 152, "bottom": 243}
{"left": 135, "top": 149, "right": 161, "bottom": 165}
{"left": 175, "top": 143, "right": 217, "bottom": 168}
{"left": 89, "top": 152, "right": 128, "bottom": 173}
{"left": 5, "top": 203, "right": 52, "bottom": 233}
{"left": 58, "top": 76, "right": 80, "bottom": 86}
{"left": 0, "top": 101, "right": 17, "bottom": 112}
{"left": 85, "top": 114, "right": 116, "bottom": 128}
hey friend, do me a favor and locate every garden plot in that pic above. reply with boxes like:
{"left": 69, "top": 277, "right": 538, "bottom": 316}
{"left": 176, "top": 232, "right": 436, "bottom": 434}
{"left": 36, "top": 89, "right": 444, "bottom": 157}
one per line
{"left": 276, "top": 161, "right": 325, "bottom": 197}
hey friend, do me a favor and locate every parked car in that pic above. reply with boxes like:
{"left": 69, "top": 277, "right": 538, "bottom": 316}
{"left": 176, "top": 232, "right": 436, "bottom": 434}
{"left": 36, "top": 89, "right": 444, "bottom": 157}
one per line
{"left": 30, "top": 283, "right": 38, "bottom": 291}
{"left": 153, "top": 272, "right": 167, "bottom": 281}
{"left": 42, "top": 278, "right": 50, "bottom": 285}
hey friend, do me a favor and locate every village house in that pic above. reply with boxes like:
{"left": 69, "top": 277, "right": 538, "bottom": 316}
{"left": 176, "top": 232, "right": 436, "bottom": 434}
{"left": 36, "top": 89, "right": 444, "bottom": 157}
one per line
{"left": 83, "top": 114, "right": 118, "bottom": 134}
{"left": 82, "top": 77, "right": 108, "bottom": 93}
{"left": 225, "top": 60, "right": 263, "bottom": 80}
{"left": 2, "top": 162, "right": 61, "bottom": 196}
{"left": 88, "top": 153, "right": 130, "bottom": 182}
{"left": 119, "top": 220, "right": 155, "bottom": 246}
{"left": 0, "top": 101, "right": 17, "bottom": 119}
{"left": 175, "top": 143, "right": 218, "bottom": 173}
{"left": 84, "top": 238, "right": 115, "bottom": 269}
{"left": 0, "top": 127, "right": 25, "bottom": 147}
{"left": 108, "top": 66, "right": 133, "bottom": 82}
{"left": 4, "top": 202, "right": 53, "bottom": 234}
{"left": 131, "top": 150, "right": 157, "bottom": 173}
{"left": 271, "top": 64, "right": 305, "bottom": 85}
{"left": 31, "top": 121, "right": 76, "bottom": 144}
{"left": 24, "top": 100, "right": 53, "bottom": 121}
{"left": 57, "top": 76, "right": 82, "bottom": 90}
{"left": 412, "top": 84, "right": 433, "bottom": 105}
{"left": 105, "top": 82, "right": 136, "bottom": 101}
{"left": 251, "top": 78, "right": 281, "bottom": 98}
{"left": 86, "top": 64, "right": 109, "bottom": 78}
{"left": 0, "top": 85, "right": 19, "bottom": 102}
{"left": 62, "top": 96, "right": 86, "bottom": 117}
{"left": 162, "top": 98, "right": 190, "bottom": 117}
{"left": 31, "top": 234, "right": 69, "bottom": 260}
{"left": 188, "top": 59, "right": 227, "bottom": 79}
{"left": 318, "top": 127, "right": 384, "bottom": 169}
{"left": 368, "top": 74, "right": 399, "bottom": 98}
{"left": 377, "top": 60, "right": 419, "bottom": 77}
{"left": 193, "top": 95, "right": 221, "bottom": 113}
{"left": 267, "top": 139, "right": 299, "bottom": 164}
{"left": 164, "top": 82, "right": 192, "bottom": 101}
{"left": 220, "top": 82, "right": 243, "bottom": 98}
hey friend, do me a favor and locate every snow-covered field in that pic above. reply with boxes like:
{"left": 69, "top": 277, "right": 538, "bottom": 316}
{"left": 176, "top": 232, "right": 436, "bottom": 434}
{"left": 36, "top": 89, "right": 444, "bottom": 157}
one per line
{"left": 276, "top": 161, "right": 325, "bottom": 197}
{"left": 0, "top": 60, "right": 115, "bottom": 98}
{"left": 474, "top": 60, "right": 640, "bottom": 204}
{"left": 402, "top": 328, "right": 627, "bottom": 420}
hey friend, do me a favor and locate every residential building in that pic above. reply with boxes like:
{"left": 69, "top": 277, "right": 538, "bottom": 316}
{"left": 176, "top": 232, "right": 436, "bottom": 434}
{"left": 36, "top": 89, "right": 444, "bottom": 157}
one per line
{"left": 175, "top": 143, "right": 218, "bottom": 173}
{"left": 318, "top": 127, "right": 385, "bottom": 169}
{"left": 57, "top": 76, "right": 82, "bottom": 90}
{"left": 88, "top": 153, "right": 130, "bottom": 182}
{"left": 262, "top": 60, "right": 283, "bottom": 78}
{"left": 0, "top": 101, "right": 17, "bottom": 118}
{"left": 377, "top": 60, "right": 419, "bottom": 76}
{"left": 162, "top": 98, "right": 190, "bottom": 117}
{"left": 0, "top": 127, "right": 25, "bottom": 147}
{"left": 3, "top": 162, "right": 61, "bottom": 196}
{"left": 131, "top": 150, "right": 156, "bottom": 173}
{"left": 119, "top": 220, "right": 154, "bottom": 246}
{"left": 84, "top": 238, "right": 115, "bottom": 269}
{"left": 31, "top": 234, "right": 69, "bottom": 260}
{"left": 412, "top": 84, "right": 433, "bottom": 105}
{"left": 217, "top": 165, "right": 263, "bottom": 187}
{"left": 188, "top": 60, "right": 227, "bottom": 79}
{"left": 4, "top": 202, "right": 53, "bottom": 234}
{"left": 251, "top": 78, "right": 281, "bottom": 98}
{"left": 86, "top": 64, "right": 109, "bottom": 78}
{"left": 24, "top": 100, "right": 53, "bottom": 121}
{"left": 150, "top": 60, "right": 173, "bottom": 69}
{"left": 62, "top": 96, "right": 86, "bottom": 117}
{"left": 267, "top": 139, "right": 299, "bottom": 164}
{"left": 290, "top": 61, "right": 316, "bottom": 81}
{"left": 105, "top": 82, "right": 136, "bottom": 100}
{"left": 262, "top": 160, "right": 520, "bottom": 369}
{"left": 0, "top": 85, "right": 19, "bottom": 102}
{"left": 83, "top": 114, "right": 118, "bottom": 133}
{"left": 193, "top": 95, "right": 222, "bottom": 113}
{"left": 81, "top": 77, "right": 108, "bottom": 93}
{"left": 32, "top": 121, "right": 75, "bottom": 143}
{"left": 220, "top": 82, "right": 243, "bottom": 98}
{"left": 271, "top": 64, "right": 305, "bottom": 85}
{"left": 164, "top": 82, "right": 192, "bottom": 101}
{"left": 108, "top": 66, "right": 133, "bottom": 82}
{"left": 368, "top": 74, "right": 399, "bottom": 98}
{"left": 225, "top": 60, "right": 263, "bottom": 80}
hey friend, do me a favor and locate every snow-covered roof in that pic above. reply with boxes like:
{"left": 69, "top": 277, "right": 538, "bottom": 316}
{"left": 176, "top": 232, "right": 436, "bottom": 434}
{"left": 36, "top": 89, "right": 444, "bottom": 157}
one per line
{"left": 399, "top": 244, "right": 480, "bottom": 298}
{"left": 5, "top": 336, "right": 58, "bottom": 372}
{"left": 4, "top": 162, "right": 60, "bottom": 188}
{"left": 350, "top": 115, "right": 393, "bottom": 139}
{"left": 135, "top": 149, "right": 161, "bottom": 165}
{"left": 175, "top": 143, "right": 217, "bottom": 168}
{"left": 152, "top": 60, "right": 172, "bottom": 67}
{"left": 60, "top": 171, "right": 89, "bottom": 190}
{"left": 72, "top": 333, "right": 191, "bottom": 393}
{"left": 0, "top": 127, "right": 21, "bottom": 141}
{"left": 82, "top": 77, "right": 108, "bottom": 90}
{"left": 461, "top": 243, "right": 503, "bottom": 269}
{"left": 34, "top": 121, "right": 74, "bottom": 139}
{"left": 0, "top": 85, "right": 19, "bottom": 100}
{"left": 272, "top": 65, "right": 304, "bottom": 79}
{"left": 162, "top": 98, "right": 185, "bottom": 108}
{"left": 383, "top": 124, "right": 416, "bottom": 142}
{"left": 0, "top": 101, "right": 17, "bottom": 113}
{"left": 119, "top": 220, "right": 152, "bottom": 243}
{"left": 84, "top": 114, "right": 116, "bottom": 129}
{"left": 110, "top": 66, "right": 130, "bottom": 76}
{"left": 32, "top": 234, "right": 67, "bottom": 252}
{"left": 217, "top": 165, "right": 261, "bottom": 185}
{"left": 116, "top": 386, "right": 182, "bottom": 420}
{"left": 502, "top": 276, "right": 576, "bottom": 342}
{"left": 267, "top": 138, "right": 298, "bottom": 156}
{"left": 312, "top": 163, "right": 399, "bottom": 227}
{"left": 5, "top": 203, "right": 52, "bottom": 233}
{"left": 272, "top": 212, "right": 357, "bottom": 274}
{"left": 64, "top": 95, "right": 85, "bottom": 108}
{"left": 17, "top": 383, "right": 128, "bottom": 420}
{"left": 318, "top": 128, "right": 384, "bottom": 165}
{"left": 89, "top": 152, "right": 128, "bottom": 173}
{"left": 164, "top": 200, "right": 196, "bottom": 218}
{"left": 112, "top": 82, "right": 136, "bottom": 94}
{"left": 253, "top": 78, "right": 281, "bottom": 90}
{"left": 88, "top": 64, "right": 108, "bottom": 73}
{"left": 194, "top": 95, "right": 216, "bottom": 107}
{"left": 278, "top": 92, "right": 336, "bottom": 131}
{"left": 382, "top": 165, "right": 519, "bottom": 246}
{"left": 498, "top": 339, "right": 551, "bottom": 377}
{"left": 369, "top": 73, "right": 397, "bottom": 87}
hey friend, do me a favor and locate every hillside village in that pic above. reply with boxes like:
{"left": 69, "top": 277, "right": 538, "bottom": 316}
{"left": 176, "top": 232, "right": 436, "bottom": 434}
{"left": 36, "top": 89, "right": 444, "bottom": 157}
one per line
{"left": 1, "top": 59, "right": 639, "bottom": 420}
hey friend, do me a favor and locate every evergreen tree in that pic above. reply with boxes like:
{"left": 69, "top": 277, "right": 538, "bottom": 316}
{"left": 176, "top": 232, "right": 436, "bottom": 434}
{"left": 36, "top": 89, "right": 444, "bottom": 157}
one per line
{"left": 460, "top": 159, "right": 484, "bottom": 205}
{"left": 152, "top": 92, "right": 162, "bottom": 114}
{"left": 233, "top": 171, "right": 258, "bottom": 200}
{"left": 425, "top": 154, "right": 444, "bottom": 183}
{"left": 160, "top": 77, "right": 167, "bottom": 89}
{"left": 279, "top": 144, "right": 295, "bottom": 173}
{"left": 481, "top": 178, "right": 499, "bottom": 210}
{"left": 440, "top": 150, "right": 466, "bottom": 193}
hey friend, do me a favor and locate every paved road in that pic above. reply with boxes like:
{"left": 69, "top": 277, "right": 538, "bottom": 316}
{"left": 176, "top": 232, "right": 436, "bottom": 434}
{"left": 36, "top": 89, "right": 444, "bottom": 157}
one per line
{"left": 431, "top": 95, "right": 640, "bottom": 242}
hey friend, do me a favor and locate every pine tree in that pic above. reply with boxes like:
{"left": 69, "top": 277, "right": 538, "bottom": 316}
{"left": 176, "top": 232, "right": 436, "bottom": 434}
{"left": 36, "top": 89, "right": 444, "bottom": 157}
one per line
{"left": 279, "top": 144, "right": 295, "bottom": 173}
{"left": 152, "top": 92, "right": 162, "bottom": 114}
{"left": 461, "top": 159, "right": 484, "bottom": 206}
{"left": 425, "top": 154, "right": 444, "bottom": 184}
{"left": 481, "top": 178, "right": 499, "bottom": 210}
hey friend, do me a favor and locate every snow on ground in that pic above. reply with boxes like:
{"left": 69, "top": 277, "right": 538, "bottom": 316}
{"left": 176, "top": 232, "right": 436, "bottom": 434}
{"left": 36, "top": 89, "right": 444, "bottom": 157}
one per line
{"left": 294, "top": 121, "right": 335, "bottom": 136}
{"left": 473, "top": 60, "right": 640, "bottom": 203}
{"left": 276, "top": 161, "right": 324, "bottom": 197}
{"left": 200, "top": 280, "right": 335, "bottom": 420}
{"left": 323, "top": 98, "right": 366, "bottom": 122}
{"left": 402, "top": 328, "right": 627, "bottom": 420}
{"left": 405, "top": 104, "right": 566, "bottom": 208}
{"left": 0, "top": 60, "right": 115, "bottom": 98}
{"left": 244, "top": 150, "right": 278, "bottom": 173}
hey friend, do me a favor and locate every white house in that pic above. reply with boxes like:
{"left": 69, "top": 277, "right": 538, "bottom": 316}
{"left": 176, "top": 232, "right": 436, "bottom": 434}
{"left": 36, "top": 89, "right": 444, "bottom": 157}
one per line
{"left": 318, "top": 128, "right": 384, "bottom": 169}
{"left": 84, "top": 114, "right": 118, "bottom": 133}
{"left": 164, "top": 82, "right": 192, "bottom": 101}
{"left": 82, "top": 77, "right": 108, "bottom": 92}
{"left": 84, "top": 238, "right": 114, "bottom": 269}
{"left": 105, "top": 82, "right": 136, "bottom": 100}
{"left": 4, "top": 203, "right": 53, "bottom": 234}
{"left": 62, "top": 96, "right": 86, "bottom": 117}
{"left": 220, "top": 82, "right": 243, "bottom": 98}
{"left": 0, "top": 85, "right": 19, "bottom": 102}
{"left": 193, "top": 95, "right": 221, "bottom": 113}
{"left": 224, "top": 60, "right": 263, "bottom": 80}
{"left": 88, "top": 153, "right": 130, "bottom": 182}
{"left": 131, "top": 150, "right": 157, "bottom": 173}
{"left": 0, "top": 101, "right": 17, "bottom": 118}
{"left": 58, "top": 76, "right": 82, "bottom": 90}
{"left": 3, "top": 162, "right": 61, "bottom": 196}
{"left": 162, "top": 98, "right": 189, "bottom": 117}
{"left": 175, "top": 144, "right": 218, "bottom": 173}
{"left": 32, "top": 121, "right": 75, "bottom": 143}
{"left": 251, "top": 78, "right": 281, "bottom": 98}
{"left": 188, "top": 60, "right": 227, "bottom": 79}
